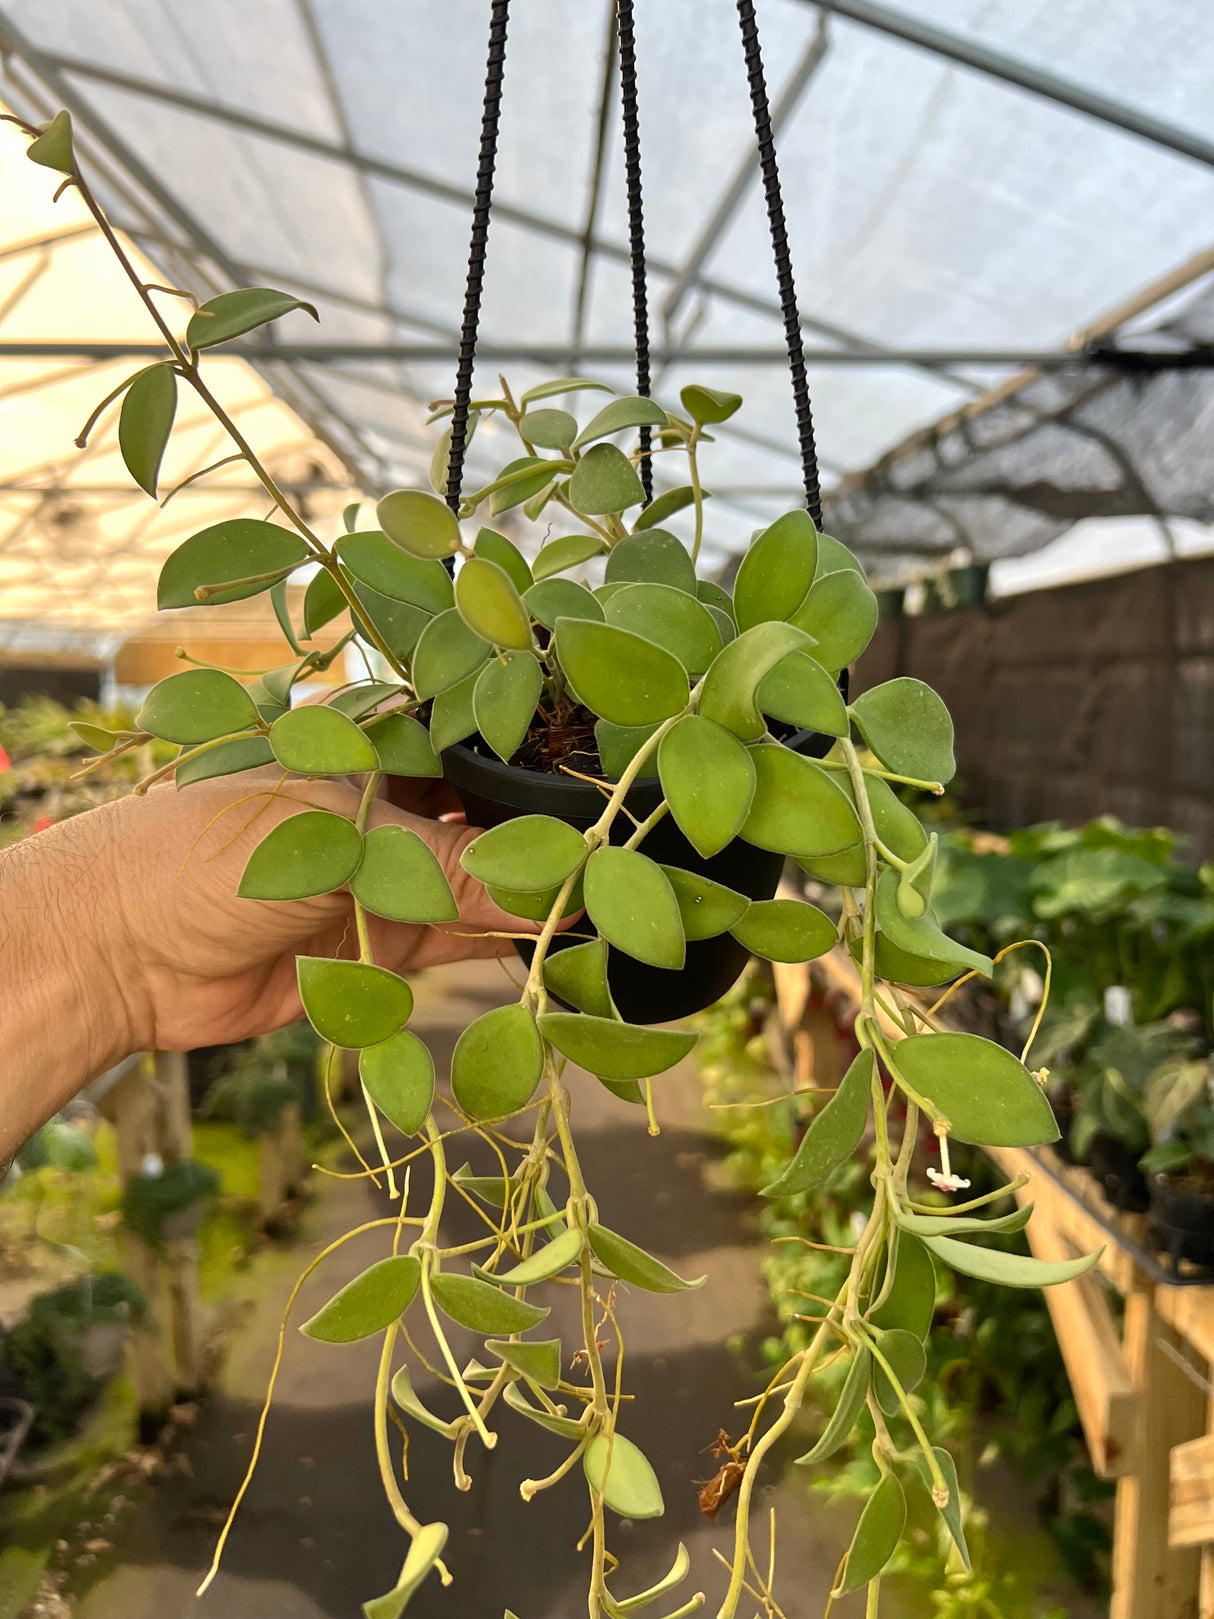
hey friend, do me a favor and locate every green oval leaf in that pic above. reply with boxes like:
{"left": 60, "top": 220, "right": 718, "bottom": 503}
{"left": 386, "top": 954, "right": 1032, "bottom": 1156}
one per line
{"left": 460, "top": 814, "right": 587, "bottom": 892}
{"left": 411, "top": 608, "right": 490, "bottom": 699}
{"left": 488, "top": 874, "right": 584, "bottom": 922}
{"left": 26, "top": 110, "right": 74, "bottom": 173}
{"left": 520, "top": 407, "right": 578, "bottom": 449}
{"left": 862, "top": 772, "right": 928, "bottom": 862}
{"left": 573, "top": 395, "right": 667, "bottom": 450}
{"left": 473, "top": 527, "right": 533, "bottom": 593}
{"left": 533, "top": 532, "right": 609, "bottom": 581}
{"left": 584, "top": 1431, "right": 664, "bottom": 1519}
{"left": 584, "top": 846, "right": 685, "bottom": 970}
{"left": 795, "top": 1347, "right": 870, "bottom": 1465}
{"left": 363, "top": 712, "right": 442, "bottom": 778}
{"left": 300, "top": 1254, "right": 420, "bottom": 1342}
{"left": 297, "top": 956, "right": 413, "bottom": 1048}
{"left": 763, "top": 1049, "right": 873, "bottom": 1197}
{"left": 871, "top": 1326, "right": 927, "bottom": 1416}
{"left": 757, "top": 651, "right": 848, "bottom": 736}
{"left": 451, "top": 1004, "right": 543, "bottom": 1119}
{"left": 238, "top": 809, "right": 362, "bottom": 900}
{"left": 137, "top": 669, "right": 258, "bottom": 744}
{"left": 304, "top": 567, "right": 347, "bottom": 635}
{"left": 428, "top": 668, "right": 480, "bottom": 753}
{"left": 543, "top": 937, "right": 616, "bottom": 1018}
{"left": 605, "top": 583, "right": 721, "bottom": 675}
{"left": 800, "top": 844, "right": 868, "bottom": 887}
{"left": 874, "top": 869, "right": 992, "bottom": 979}
{"left": 503, "top": 1380, "right": 585, "bottom": 1437}
{"left": 352, "top": 584, "right": 430, "bottom": 662}
{"left": 730, "top": 897, "right": 836, "bottom": 962}
{"left": 890, "top": 1031, "right": 1058, "bottom": 1147}
{"left": 361, "top": 1521, "right": 448, "bottom": 1619}
{"left": 871, "top": 1232, "right": 936, "bottom": 1339}
{"left": 660, "top": 866, "right": 749, "bottom": 941}
{"left": 537, "top": 1014, "right": 696, "bottom": 1081}
{"left": 588, "top": 1224, "right": 704, "bottom": 1293}
{"left": 790, "top": 568, "right": 879, "bottom": 671}
{"left": 679, "top": 384, "right": 741, "bottom": 425}
{"left": 854, "top": 930, "right": 965, "bottom": 987}
{"left": 351, "top": 824, "right": 457, "bottom": 922}
{"left": 484, "top": 1337, "right": 563, "bottom": 1389}
{"left": 377, "top": 489, "right": 462, "bottom": 560}
{"left": 634, "top": 486, "right": 704, "bottom": 531}
{"left": 524, "top": 577, "right": 605, "bottom": 631}
{"left": 176, "top": 734, "right": 274, "bottom": 789}
{"left": 742, "top": 745, "right": 862, "bottom": 857}
{"left": 604, "top": 530, "right": 696, "bottom": 594}
{"left": 595, "top": 719, "right": 661, "bottom": 780}
{"left": 815, "top": 534, "right": 866, "bottom": 579}
{"left": 118, "top": 364, "right": 177, "bottom": 496}
{"left": 699, "top": 621, "right": 810, "bottom": 741}
{"left": 893, "top": 1202, "right": 1034, "bottom": 1239}
{"left": 359, "top": 1030, "right": 435, "bottom": 1137}
{"left": 456, "top": 557, "right": 533, "bottom": 650}
{"left": 429, "top": 1271, "right": 549, "bottom": 1334}
{"left": 567, "top": 443, "right": 646, "bottom": 515}
{"left": 732, "top": 510, "right": 818, "bottom": 633}
{"left": 557, "top": 619, "right": 689, "bottom": 727}
{"left": 657, "top": 714, "right": 756, "bottom": 859}
{"left": 481, "top": 1226, "right": 583, "bottom": 1287}
{"left": 521, "top": 377, "right": 613, "bottom": 406}
{"left": 835, "top": 1469, "right": 905, "bottom": 1594}
{"left": 851, "top": 677, "right": 956, "bottom": 785}
{"left": 158, "top": 519, "right": 309, "bottom": 609}
{"left": 474, "top": 652, "right": 542, "bottom": 763}
{"left": 914, "top": 1446, "right": 970, "bottom": 1570}
{"left": 270, "top": 705, "right": 378, "bottom": 775}
{"left": 186, "top": 287, "right": 318, "bottom": 350}
{"left": 484, "top": 456, "right": 562, "bottom": 517}
{"left": 337, "top": 533, "right": 453, "bottom": 613}
{"left": 922, "top": 1232, "right": 1101, "bottom": 1289}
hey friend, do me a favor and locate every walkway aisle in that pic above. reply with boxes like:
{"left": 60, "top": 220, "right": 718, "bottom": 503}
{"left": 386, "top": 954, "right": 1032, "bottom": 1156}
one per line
{"left": 72, "top": 960, "right": 849, "bottom": 1619}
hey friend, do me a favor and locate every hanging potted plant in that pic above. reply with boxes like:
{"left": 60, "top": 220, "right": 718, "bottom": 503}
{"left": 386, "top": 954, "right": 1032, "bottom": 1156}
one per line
{"left": 9, "top": 78, "right": 1104, "bottom": 1619}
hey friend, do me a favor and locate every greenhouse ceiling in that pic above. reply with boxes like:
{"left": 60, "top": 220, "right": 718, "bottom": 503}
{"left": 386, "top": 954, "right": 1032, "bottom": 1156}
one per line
{"left": 1, "top": 0, "right": 1213, "bottom": 643}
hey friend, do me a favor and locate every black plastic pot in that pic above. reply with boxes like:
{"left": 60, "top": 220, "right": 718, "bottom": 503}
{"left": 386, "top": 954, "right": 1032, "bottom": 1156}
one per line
{"left": 443, "top": 715, "right": 840, "bottom": 1025}
{"left": 1086, "top": 1133, "right": 1150, "bottom": 1213}
{"left": 1148, "top": 1174, "right": 1214, "bottom": 1269}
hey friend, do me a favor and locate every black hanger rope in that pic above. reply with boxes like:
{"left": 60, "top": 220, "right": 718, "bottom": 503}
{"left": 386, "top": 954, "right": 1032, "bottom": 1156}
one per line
{"left": 616, "top": 0, "right": 653, "bottom": 505}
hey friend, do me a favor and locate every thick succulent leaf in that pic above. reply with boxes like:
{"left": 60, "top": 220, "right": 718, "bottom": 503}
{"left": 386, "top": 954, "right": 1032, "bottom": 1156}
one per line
{"left": 763, "top": 1050, "right": 873, "bottom": 1196}
{"left": 679, "top": 384, "right": 741, "bottom": 424}
{"left": 187, "top": 287, "right": 317, "bottom": 350}
{"left": 790, "top": 569, "right": 879, "bottom": 671}
{"left": 834, "top": 1470, "right": 906, "bottom": 1595}
{"left": 474, "top": 526, "right": 534, "bottom": 592}
{"left": 479, "top": 1227, "right": 582, "bottom": 1288}
{"left": 799, "top": 844, "right": 868, "bottom": 887}
{"left": 742, "top": 745, "right": 862, "bottom": 857}
{"left": 238, "top": 809, "right": 362, "bottom": 900}
{"left": 532, "top": 532, "right": 609, "bottom": 581}
{"left": 584, "top": 1431, "right": 664, "bottom": 1519}
{"left": 605, "top": 582, "right": 721, "bottom": 674}
{"left": 633, "top": 486, "right": 703, "bottom": 530}
{"left": 351, "top": 824, "right": 457, "bottom": 923}
{"left": 359, "top": 1030, "right": 435, "bottom": 1136}
{"left": 456, "top": 556, "right": 533, "bottom": 650}
{"left": 542, "top": 937, "right": 616, "bottom": 1017}
{"left": 890, "top": 1031, "right": 1058, "bottom": 1147}
{"left": 391, "top": 1364, "right": 457, "bottom": 1436}
{"left": 584, "top": 846, "right": 685, "bottom": 969}
{"left": 428, "top": 669, "right": 481, "bottom": 754}
{"left": 732, "top": 510, "right": 818, "bottom": 633}
{"left": 376, "top": 489, "right": 462, "bottom": 560}
{"left": 696, "top": 579, "right": 734, "bottom": 617}
{"left": 757, "top": 651, "right": 848, "bottom": 736}
{"left": 871, "top": 1232, "right": 936, "bottom": 1339}
{"left": 485, "top": 1337, "right": 563, "bottom": 1389}
{"left": 503, "top": 1381, "right": 585, "bottom": 1437}
{"left": 588, "top": 1225, "right": 705, "bottom": 1292}
{"left": 270, "top": 705, "right": 378, "bottom": 775}
{"left": 176, "top": 734, "right": 274, "bottom": 788}
{"left": 300, "top": 1255, "right": 420, "bottom": 1342}
{"left": 872, "top": 1326, "right": 927, "bottom": 1416}
{"left": 556, "top": 619, "right": 689, "bottom": 727}
{"left": 874, "top": 869, "right": 992, "bottom": 979}
{"left": 411, "top": 608, "right": 491, "bottom": 699}
{"left": 25, "top": 110, "right": 75, "bottom": 173}
{"left": 487, "top": 457, "right": 562, "bottom": 517}
{"left": 337, "top": 532, "right": 453, "bottom": 612}
{"left": 923, "top": 1233, "right": 1100, "bottom": 1288}
{"left": 361, "top": 1522, "right": 449, "bottom": 1619}
{"left": 815, "top": 533, "right": 866, "bottom": 579}
{"left": 521, "top": 376, "right": 613, "bottom": 406}
{"left": 861, "top": 771, "right": 928, "bottom": 862}
{"left": 364, "top": 712, "right": 442, "bottom": 778}
{"left": 138, "top": 669, "right": 258, "bottom": 744}
{"left": 795, "top": 1347, "right": 870, "bottom": 1464}
{"left": 297, "top": 957, "right": 413, "bottom": 1048}
{"left": 327, "top": 680, "right": 404, "bottom": 722}
{"left": 698, "top": 621, "right": 810, "bottom": 741}
{"left": 538, "top": 1014, "right": 696, "bottom": 1081}
{"left": 893, "top": 1202, "right": 1034, "bottom": 1239}
{"left": 595, "top": 719, "right": 661, "bottom": 780}
{"left": 474, "top": 652, "right": 542, "bottom": 762}
{"left": 658, "top": 714, "right": 755, "bottom": 858}
{"left": 660, "top": 866, "right": 749, "bottom": 941}
{"left": 488, "top": 874, "right": 584, "bottom": 922}
{"left": 352, "top": 585, "right": 430, "bottom": 662}
{"left": 574, "top": 395, "right": 667, "bottom": 450}
{"left": 731, "top": 897, "right": 836, "bottom": 962}
{"left": 451, "top": 1003, "right": 543, "bottom": 1119}
{"left": 158, "top": 519, "right": 308, "bottom": 609}
{"left": 914, "top": 1447, "right": 970, "bottom": 1570}
{"left": 429, "top": 1271, "right": 550, "bottom": 1334}
{"left": 853, "top": 930, "right": 963, "bottom": 987}
{"left": 118, "top": 364, "right": 177, "bottom": 496}
{"left": 520, "top": 407, "right": 578, "bottom": 450}
{"left": 612, "top": 1543, "right": 692, "bottom": 1614}
{"left": 524, "top": 576, "right": 604, "bottom": 630}
{"left": 851, "top": 678, "right": 956, "bottom": 784}
{"left": 460, "top": 814, "right": 587, "bottom": 891}
{"left": 568, "top": 443, "right": 646, "bottom": 515}
{"left": 603, "top": 530, "right": 696, "bottom": 594}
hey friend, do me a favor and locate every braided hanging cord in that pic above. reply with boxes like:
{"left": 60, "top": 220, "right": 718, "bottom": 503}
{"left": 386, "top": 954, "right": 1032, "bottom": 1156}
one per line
{"left": 445, "top": 0, "right": 511, "bottom": 513}
{"left": 736, "top": 0, "right": 823, "bottom": 527}
{"left": 616, "top": 0, "right": 653, "bottom": 505}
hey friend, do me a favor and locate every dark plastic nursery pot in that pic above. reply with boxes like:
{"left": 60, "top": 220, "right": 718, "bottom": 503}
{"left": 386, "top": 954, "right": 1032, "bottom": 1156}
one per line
{"left": 1086, "top": 1133, "right": 1150, "bottom": 1213}
{"left": 443, "top": 715, "right": 840, "bottom": 1026}
{"left": 1148, "top": 1174, "right": 1214, "bottom": 1269}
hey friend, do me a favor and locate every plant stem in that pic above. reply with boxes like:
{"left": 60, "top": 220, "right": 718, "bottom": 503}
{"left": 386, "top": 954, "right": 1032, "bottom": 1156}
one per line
{"left": 687, "top": 425, "right": 706, "bottom": 564}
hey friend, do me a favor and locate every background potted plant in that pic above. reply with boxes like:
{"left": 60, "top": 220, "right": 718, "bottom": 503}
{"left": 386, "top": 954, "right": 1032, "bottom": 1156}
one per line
{"left": 1141, "top": 1053, "right": 1214, "bottom": 1267}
